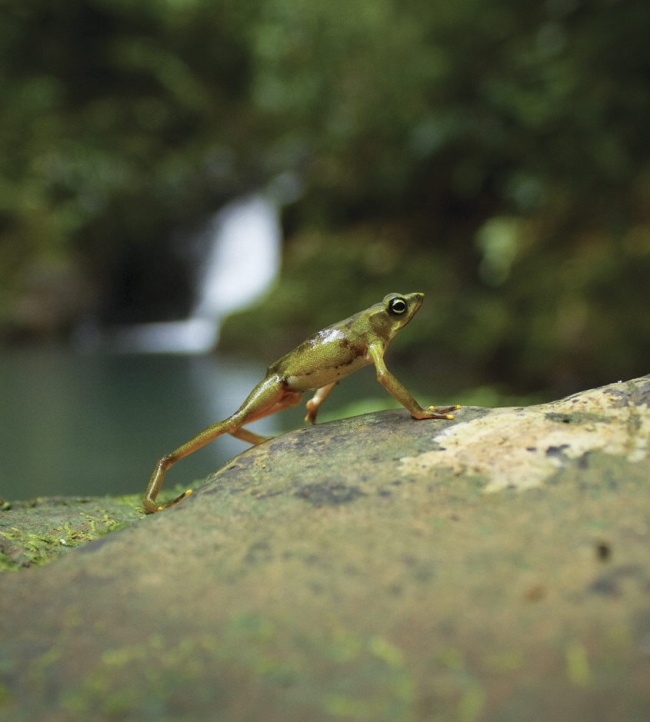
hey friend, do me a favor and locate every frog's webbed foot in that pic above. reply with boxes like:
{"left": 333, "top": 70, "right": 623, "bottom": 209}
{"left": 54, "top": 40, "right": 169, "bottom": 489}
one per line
{"left": 424, "top": 404, "right": 461, "bottom": 420}
{"left": 230, "top": 427, "right": 272, "bottom": 445}
{"left": 143, "top": 488, "right": 192, "bottom": 514}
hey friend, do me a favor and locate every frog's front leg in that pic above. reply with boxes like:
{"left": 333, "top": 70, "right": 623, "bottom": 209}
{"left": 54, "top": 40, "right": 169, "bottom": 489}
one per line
{"left": 143, "top": 375, "right": 302, "bottom": 514}
{"left": 368, "top": 344, "right": 459, "bottom": 420}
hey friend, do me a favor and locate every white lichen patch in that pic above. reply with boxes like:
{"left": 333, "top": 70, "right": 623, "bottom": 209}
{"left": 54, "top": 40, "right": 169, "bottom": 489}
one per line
{"left": 400, "top": 382, "right": 649, "bottom": 493}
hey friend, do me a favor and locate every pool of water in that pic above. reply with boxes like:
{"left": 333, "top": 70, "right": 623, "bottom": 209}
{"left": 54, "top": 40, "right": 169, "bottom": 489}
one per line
{"left": 0, "top": 350, "right": 282, "bottom": 501}
{"left": 0, "top": 348, "right": 440, "bottom": 503}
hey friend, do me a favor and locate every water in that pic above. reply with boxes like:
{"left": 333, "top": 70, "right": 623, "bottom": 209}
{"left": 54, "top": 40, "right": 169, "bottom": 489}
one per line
{"left": 99, "top": 194, "right": 282, "bottom": 354}
{"left": 0, "top": 350, "right": 279, "bottom": 501}
{"left": 193, "top": 195, "right": 281, "bottom": 321}
{"left": 24, "top": 194, "right": 285, "bottom": 499}
{"left": 0, "top": 348, "right": 438, "bottom": 503}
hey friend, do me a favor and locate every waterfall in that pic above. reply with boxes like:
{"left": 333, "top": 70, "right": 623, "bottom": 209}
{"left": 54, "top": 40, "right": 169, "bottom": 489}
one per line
{"left": 105, "top": 193, "right": 281, "bottom": 354}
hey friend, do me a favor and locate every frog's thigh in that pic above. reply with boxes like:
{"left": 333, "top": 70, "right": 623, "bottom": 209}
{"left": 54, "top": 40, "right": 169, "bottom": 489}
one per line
{"left": 234, "top": 383, "right": 303, "bottom": 427}
{"left": 229, "top": 389, "right": 302, "bottom": 443}
{"left": 251, "top": 389, "right": 303, "bottom": 420}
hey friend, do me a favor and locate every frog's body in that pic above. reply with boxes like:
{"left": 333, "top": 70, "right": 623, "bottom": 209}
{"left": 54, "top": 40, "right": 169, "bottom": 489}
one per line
{"left": 273, "top": 310, "right": 383, "bottom": 390}
{"left": 143, "top": 292, "right": 458, "bottom": 513}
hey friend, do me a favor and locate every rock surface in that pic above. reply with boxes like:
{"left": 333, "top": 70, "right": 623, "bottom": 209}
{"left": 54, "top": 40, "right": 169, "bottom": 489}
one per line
{"left": 1, "top": 376, "right": 649, "bottom": 721}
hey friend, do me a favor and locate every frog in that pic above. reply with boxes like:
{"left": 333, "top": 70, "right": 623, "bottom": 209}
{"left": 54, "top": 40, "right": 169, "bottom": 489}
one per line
{"left": 143, "top": 292, "right": 459, "bottom": 513}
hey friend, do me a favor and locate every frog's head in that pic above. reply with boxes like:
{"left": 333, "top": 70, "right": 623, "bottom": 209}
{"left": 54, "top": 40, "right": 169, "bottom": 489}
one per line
{"left": 369, "top": 292, "right": 425, "bottom": 342}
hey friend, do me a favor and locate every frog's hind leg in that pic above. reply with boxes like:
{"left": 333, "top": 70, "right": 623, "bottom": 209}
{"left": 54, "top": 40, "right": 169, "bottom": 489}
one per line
{"left": 230, "top": 427, "right": 270, "bottom": 444}
{"left": 304, "top": 382, "right": 337, "bottom": 424}
{"left": 230, "top": 389, "right": 303, "bottom": 444}
{"left": 144, "top": 375, "right": 298, "bottom": 513}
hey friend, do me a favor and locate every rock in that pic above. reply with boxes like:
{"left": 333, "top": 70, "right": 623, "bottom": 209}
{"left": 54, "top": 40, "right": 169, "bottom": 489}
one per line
{"left": 0, "top": 496, "right": 142, "bottom": 571}
{"left": 1, "top": 376, "right": 649, "bottom": 721}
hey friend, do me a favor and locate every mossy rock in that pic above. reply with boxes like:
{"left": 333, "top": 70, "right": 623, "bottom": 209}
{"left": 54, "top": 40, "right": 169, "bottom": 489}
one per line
{"left": 0, "top": 496, "right": 141, "bottom": 572}
{"left": 0, "top": 376, "right": 649, "bottom": 721}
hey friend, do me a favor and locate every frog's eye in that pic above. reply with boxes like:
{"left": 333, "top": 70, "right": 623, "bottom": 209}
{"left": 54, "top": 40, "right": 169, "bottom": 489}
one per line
{"left": 388, "top": 297, "right": 408, "bottom": 316}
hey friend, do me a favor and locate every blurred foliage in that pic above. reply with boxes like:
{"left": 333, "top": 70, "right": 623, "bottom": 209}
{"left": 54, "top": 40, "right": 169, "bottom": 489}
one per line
{"left": 1, "top": 0, "right": 649, "bottom": 394}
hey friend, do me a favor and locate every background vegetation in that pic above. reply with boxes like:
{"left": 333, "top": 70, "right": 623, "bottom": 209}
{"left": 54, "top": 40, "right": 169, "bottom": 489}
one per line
{"left": 1, "top": 0, "right": 649, "bottom": 397}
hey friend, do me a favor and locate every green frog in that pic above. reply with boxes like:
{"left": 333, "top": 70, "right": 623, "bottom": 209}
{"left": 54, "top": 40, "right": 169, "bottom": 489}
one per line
{"left": 144, "top": 292, "right": 458, "bottom": 513}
